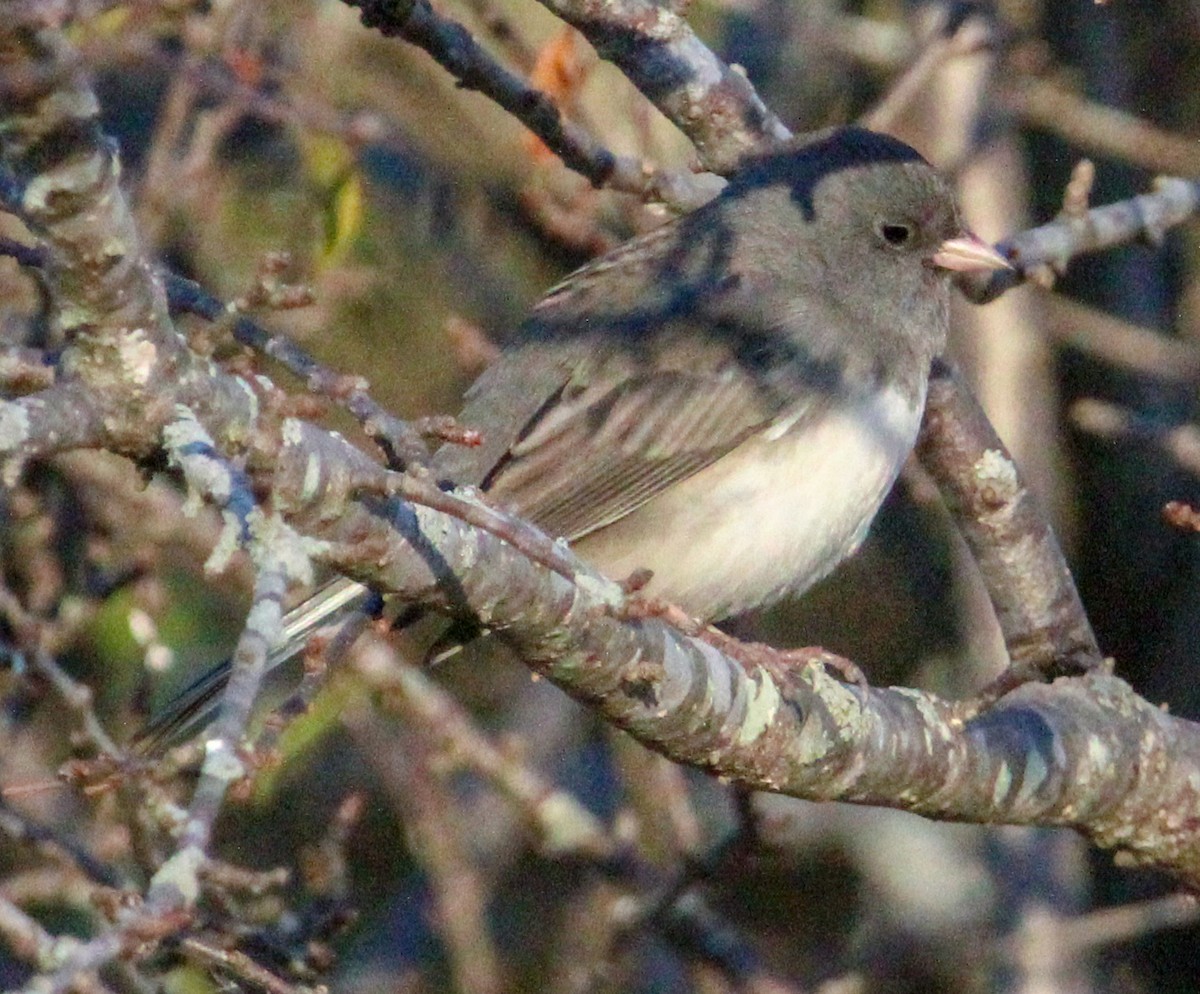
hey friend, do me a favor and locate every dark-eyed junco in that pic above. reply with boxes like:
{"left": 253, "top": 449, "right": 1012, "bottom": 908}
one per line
{"left": 138, "top": 126, "right": 1008, "bottom": 748}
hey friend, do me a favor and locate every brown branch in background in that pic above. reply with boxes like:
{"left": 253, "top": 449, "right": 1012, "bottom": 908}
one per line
{"left": 132, "top": 4, "right": 215, "bottom": 252}
{"left": 608, "top": 732, "right": 702, "bottom": 863}
{"left": 918, "top": 362, "right": 1102, "bottom": 691}
{"left": 1040, "top": 295, "right": 1200, "bottom": 383}
{"left": 0, "top": 578, "right": 114, "bottom": 755}
{"left": 859, "top": 6, "right": 993, "bottom": 133}
{"left": 0, "top": 800, "right": 124, "bottom": 889}
{"left": 830, "top": 14, "right": 1200, "bottom": 180}
{"left": 27, "top": 646, "right": 119, "bottom": 758}
{"left": 87, "top": 20, "right": 683, "bottom": 222}
{"left": 340, "top": 0, "right": 720, "bottom": 206}
{"left": 1070, "top": 398, "right": 1200, "bottom": 479}
{"left": 1003, "top": 893, "right": 1200, "bottom": 974}
{"left": 345, "top": 712, "right": 503, "bottom": 994}
{"left": 1000, "top": 73, "right": 1200, "bottom": 179}
{"left": 353, "top": 640, "right": 800, "bottom": 990}
{"left": 358, "top": 643, "right": 615, "bottom": 860}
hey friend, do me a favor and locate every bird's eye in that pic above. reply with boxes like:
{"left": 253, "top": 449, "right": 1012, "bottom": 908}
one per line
{"left": 877, "top": 221, "right": 913, "bottom": 248}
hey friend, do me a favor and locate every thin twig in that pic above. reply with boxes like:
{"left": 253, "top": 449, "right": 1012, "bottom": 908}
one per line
{"left": 0, "top": 800, "right": 125, "bottom": 889}
{"left": 166, "top": 273, "right": 433, "bottom": 470}
{"left": 179, "top": 937, "right": 326, "bottom": 994}
{"left": 341, "top": 0, "right": 716, "bottom": 205}
{"left": 521, "top": 0, "right": 791, "bottom": 171}
{"left": 0, "top": 583, "right": 119, "bottom": 757}
{"left": 960, "top": 177, "right": 1200, "bottom": 303}
{"left": 345, "top": 713, "right": 503, "bottom": 994}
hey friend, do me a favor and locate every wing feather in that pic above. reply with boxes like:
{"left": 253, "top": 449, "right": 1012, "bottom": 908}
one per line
{"left": 432, "top": 215, "right": 835, "bottom": 542}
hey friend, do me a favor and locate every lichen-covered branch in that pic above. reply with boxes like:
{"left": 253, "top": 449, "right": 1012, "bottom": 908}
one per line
{"left": 0, "top": 11, "right": 259, "bottom": 464}
{"left": 523, "top": 0, "right": 792, "bottom": 171}
{"left": 918, "top": 363, "right": 1103, "bottom": 689}
{"left": 259, "top": 416, "right": 1200, "bottom": 886}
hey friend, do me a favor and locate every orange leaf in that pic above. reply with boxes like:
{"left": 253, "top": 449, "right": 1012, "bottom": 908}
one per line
{"left": 524, "top": 28, "right": 590, "bottom": 163}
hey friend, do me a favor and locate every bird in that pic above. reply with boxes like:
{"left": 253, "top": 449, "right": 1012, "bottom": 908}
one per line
{"left": 135, "top": 125, "right": 1009, "bottom": 751}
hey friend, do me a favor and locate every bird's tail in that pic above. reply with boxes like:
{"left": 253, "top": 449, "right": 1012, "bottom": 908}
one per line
{"left": 132, "top": 577, "right": 375, "bottom": 755}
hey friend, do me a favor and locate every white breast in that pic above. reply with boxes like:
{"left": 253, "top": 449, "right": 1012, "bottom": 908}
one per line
{"left": 573, "top": 383, "right": 926, "bottom": 619}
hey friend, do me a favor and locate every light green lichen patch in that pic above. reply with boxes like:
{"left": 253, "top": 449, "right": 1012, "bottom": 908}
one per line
{"left": 116, "top": 329, "right": 158, "bottom": 385}
{"left": 992, "top": 761, "right": 1013, "bottom": 805}
{"left": 974, "top": 448, "right": 1019, "bottom": 496}
{"left": 736, "top": 670, "right": 781, "bottom": 745}
{"left": 148, "top": 844, "right": 206, "bottom": 906}
{"left": 537, "top": 792, "right": 608, "bottom": 856}
{"left": 574, "top": 572, "right": 623, "bottom": 609}
{"left": 807, "top": 664, "right": 865, "bottom": 729}
{"left": 202, "top": 737, "right": 247, "bottom": 785}
{"left": 248, "top": 513, "right": 315, "bottom": 586}
{"left": 0, "top": 401, "right": 31, "bottom": 451}
{"left": 203, "top": 510, "right": 242, "bottom": 575}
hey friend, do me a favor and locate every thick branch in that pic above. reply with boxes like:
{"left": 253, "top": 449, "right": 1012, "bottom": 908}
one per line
{"left": 918, "top": 363, "right": 1102, "bottom": 687}
{"left": 0, "top": 383, "right": 107, "bottom": 479}
{"left": 0, "top": 11, "right": 259, "bottom": 459}
{"left": 262, "top": 418, "right": 1200, "bottom": 887}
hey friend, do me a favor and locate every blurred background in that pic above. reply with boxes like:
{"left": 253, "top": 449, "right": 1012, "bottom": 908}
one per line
{"left": 2, "top": 0, "right": 1200, "bottom": 991}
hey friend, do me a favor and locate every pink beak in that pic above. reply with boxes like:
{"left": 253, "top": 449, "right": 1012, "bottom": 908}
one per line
{"left": 928, "top": 232, "right": 1012, "bottom": 273}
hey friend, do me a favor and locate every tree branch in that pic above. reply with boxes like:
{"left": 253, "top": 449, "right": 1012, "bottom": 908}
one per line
{"left": 524, "top": 0, "right": 792, "bottom": 171}
{"left": 918, "top": 362, "right": 1103, "bottom": 690}
{"left": 960, "top": 177, "right": 1200, "bottom": 303}
{"left": 341, "top": 0, "right": 720, "bottom": 205}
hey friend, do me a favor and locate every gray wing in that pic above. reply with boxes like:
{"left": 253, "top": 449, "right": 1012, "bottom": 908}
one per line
{"left": 432, "top": 223, "right": 825, "bottom": 541}
{"left": 518, "top": 356, "right": 806, "bottom": 537}
{"left": 435, "top": 337, "right": 798, "bottom": 542}
{"left": 432, "top": 314, "right": 816, "bottom": 542}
